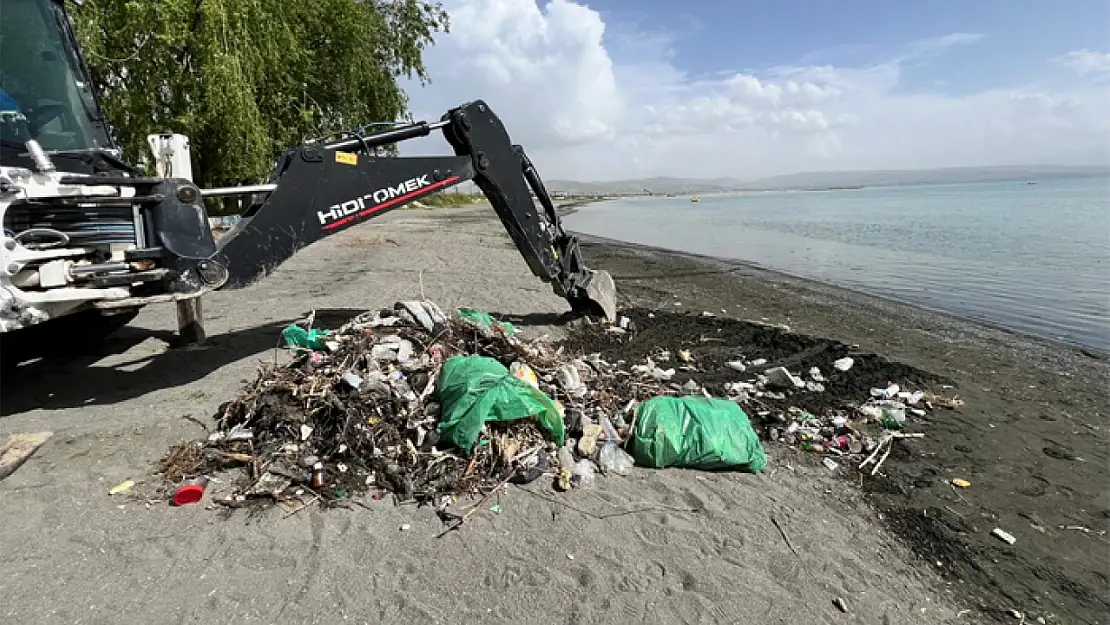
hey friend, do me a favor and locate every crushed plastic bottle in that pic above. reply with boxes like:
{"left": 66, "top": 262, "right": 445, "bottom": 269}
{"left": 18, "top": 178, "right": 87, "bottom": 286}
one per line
{"left": 599, "top": 443, "right": 635, "bottom": 476}
{"left": 598, "top": 416, "right": 634, "bottom": 475}
{"left": 557, "top": 445, "right": 575, "bottom": 470}
{"left": 572, "top": 459, "right": 596, "bottom": 488}
{"left": 510, "top": 361, "right": 539, "bottom": 389}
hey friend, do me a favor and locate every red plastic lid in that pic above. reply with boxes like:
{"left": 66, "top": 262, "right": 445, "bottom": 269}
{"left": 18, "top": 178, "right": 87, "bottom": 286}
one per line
{"left": 172, "top": 483, "right": 206, "bottom": 506}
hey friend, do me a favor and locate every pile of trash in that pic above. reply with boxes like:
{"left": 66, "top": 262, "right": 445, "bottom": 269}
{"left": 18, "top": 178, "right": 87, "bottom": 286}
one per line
{"left": 561, "top": 309, "right": 954, "bottom": 476}
{"left": 156, "top": 301, "right": 768, "bottom": 516}
{"left": 717, "top": 359, "right": 953, "bottom": 474}
{"left": 153, "top": 302, "right": 952, "bottom": 517}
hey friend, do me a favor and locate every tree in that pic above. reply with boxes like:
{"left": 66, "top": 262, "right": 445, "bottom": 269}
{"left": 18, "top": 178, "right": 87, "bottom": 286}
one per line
{"left": 72, "top": 0, "right": 449, "bottom": 198}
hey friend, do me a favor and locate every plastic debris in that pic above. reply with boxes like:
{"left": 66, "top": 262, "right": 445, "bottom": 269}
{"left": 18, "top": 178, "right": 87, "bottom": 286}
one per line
{"left": 952, "top": 478, "right": 971, "bottom": 488}
{"left": 598, "top": 416, "right": 634, "bottom": 475}
{"left": 881, "top": 406, "right": 906, "bottom": 430}
{"left": 764, "top": 367, "right": 804, "bottom": 389}
{"left": 341, "top": 372, "right": 363, "bottom": 389}
{"left": 573, "top": 459, "right": 596, "bottom": 488}
{"left": 148, "top": 302, "right": 942, "bottom": 519}
{"left": 833, "top": 357, "right": 854, "bottom": 372}
{"left": 436, "top": 355, "right": 565, "bottom": 451}
{"left": 556, "top": 364, "right": 587, "bottom": 398}
{"left": 109, "top": 479, "right": 135, "bottom": 496}
{"left": 631, "top": 396, "right": 767, "bottom": 472}
{"left": 871, "top": 383, "right": 900, "bottom": 399}
{"left": 510, "top": 361, "right": 540, "bottom": 389}
{"left": 172, "top": 477, "right": 208, "bottom": 506}
{"left": 456, "top": 306, "right": 515, "bottom": 336}
{"left": 992, "top": 528, "right": 1017, "bottom": 545}
{"left": 281, "top": 324, "right": 330, "bottom": 350}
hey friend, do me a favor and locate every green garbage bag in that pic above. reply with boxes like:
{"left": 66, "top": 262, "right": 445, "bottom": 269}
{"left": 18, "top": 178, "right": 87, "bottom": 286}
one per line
{"left": 282, "top": 324, "right": 330, "bottom": 350}
{"left": 435, "top": 355, "right": 564, "bottom": 452}
{"left": 455, "top": 307, "right": 516, "bottom": 335}
{"left": 631, "top": 396, "right": 767, "bottom": 473}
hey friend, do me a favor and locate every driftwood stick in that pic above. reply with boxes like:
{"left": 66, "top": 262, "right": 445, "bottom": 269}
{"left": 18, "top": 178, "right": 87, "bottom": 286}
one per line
{"left": 770, "top": 514, "right": 802, "bottom": 559}
{"left": 859, "top": 435, "right": 890, "bottom": 469}
{"left": 870, "top": 444, "right": 894, "bottom": 476}
{"left": 461, "top": 469, "right": 518, "bottom": 521}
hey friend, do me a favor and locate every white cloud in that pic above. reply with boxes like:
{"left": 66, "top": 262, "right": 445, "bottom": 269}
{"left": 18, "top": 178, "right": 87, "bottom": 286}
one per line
{"left": 1052, "top": 49, "right": 1110, "bottom": 78}
{"left": 400, "top": 0, "right": 1110, "bottom": 181}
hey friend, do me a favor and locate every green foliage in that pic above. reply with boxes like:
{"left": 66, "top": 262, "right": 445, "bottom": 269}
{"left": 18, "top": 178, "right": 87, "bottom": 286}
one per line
{"left": 72, "top": 0, "right": 449, "bottom": 188}
{"left": 414, "top": 191, "right": 482, "bottom": 208}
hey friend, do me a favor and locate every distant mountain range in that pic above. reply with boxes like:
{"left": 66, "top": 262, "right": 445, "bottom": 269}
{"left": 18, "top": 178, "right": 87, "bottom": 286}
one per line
{"left": 735, "top": 165, "right": 1110, "bottom": 191}
{"left": 530, "top": 165, "right": 1110, "bottom": 195}
{"left": 543, "top": 176, "right": 741, "bottom": 195}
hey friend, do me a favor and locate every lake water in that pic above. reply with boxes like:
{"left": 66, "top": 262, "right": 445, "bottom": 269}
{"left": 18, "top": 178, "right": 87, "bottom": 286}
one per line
{"left": 564, "top": 176, "right": 1110, "bottom": 353}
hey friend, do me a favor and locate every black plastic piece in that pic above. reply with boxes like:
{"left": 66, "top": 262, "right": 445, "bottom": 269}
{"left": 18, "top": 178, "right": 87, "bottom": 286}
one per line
{"left": 123, "top": 247, "right": 168, "bottom": 261}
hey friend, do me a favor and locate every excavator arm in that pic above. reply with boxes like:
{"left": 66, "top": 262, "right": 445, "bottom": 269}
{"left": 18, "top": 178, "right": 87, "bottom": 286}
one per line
{"left": 208, "top": 100, "right": 616, "bottom": 321}
{"left": 96, "top": 100, "right": 616, "bottom": 324}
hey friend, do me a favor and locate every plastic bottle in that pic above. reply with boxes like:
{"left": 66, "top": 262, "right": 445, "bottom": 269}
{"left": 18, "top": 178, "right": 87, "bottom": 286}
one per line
{"left": 572, "top": 459, "right": 596, "bottom": 488}
{"left": 557, "top": 445, "right": 575, "bottom": 470}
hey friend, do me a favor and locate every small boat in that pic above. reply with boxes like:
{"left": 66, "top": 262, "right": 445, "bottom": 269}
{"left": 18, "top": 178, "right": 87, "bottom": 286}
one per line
{"left": 690, "top": 195, "right": 700, "bottom": 202}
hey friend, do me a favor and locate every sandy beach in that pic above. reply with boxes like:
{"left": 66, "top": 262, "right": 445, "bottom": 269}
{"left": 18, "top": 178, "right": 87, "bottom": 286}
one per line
{"left": 1, "top": 203, "right": 1106, "bottom": 625}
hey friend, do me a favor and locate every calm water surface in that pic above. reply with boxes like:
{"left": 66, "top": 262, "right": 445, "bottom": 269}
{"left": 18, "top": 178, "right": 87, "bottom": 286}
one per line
{"left": 564, "top": 177, "right": 1110, "bottom": 353}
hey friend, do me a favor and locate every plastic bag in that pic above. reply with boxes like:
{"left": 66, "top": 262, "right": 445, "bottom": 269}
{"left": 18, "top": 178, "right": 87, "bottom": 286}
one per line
{"left": 597, "top": 415, "right": 634, "bottom": 475}
{"left": 573, "top": 459, "right": 596, "bottom": 488}
{"left": 631, "top": 396, "right": 768, "bottom": 473}
{"left": 435, "top": 355, "right": 564, "bottom": 452}
{"left": 455, "top": 307, "right": 516, "bottom": 336}
{"left": 598, "top": 442, "right": 635, "bottom": 476}
{"left": 282, "top": 324, "right": 330, "bottom": 350}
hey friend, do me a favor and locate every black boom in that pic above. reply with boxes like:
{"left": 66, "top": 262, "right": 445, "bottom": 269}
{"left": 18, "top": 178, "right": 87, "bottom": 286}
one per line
{"left": 139, "top": 100, "right": 616, "bottom": 321}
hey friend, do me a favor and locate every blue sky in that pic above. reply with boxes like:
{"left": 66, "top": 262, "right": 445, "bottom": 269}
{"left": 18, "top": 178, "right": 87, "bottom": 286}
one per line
{"left": 403, "top": 0, "right": 1110, "bottom": 181}
{"left": 595, "top": 0, "right": 1109, "bottom": 92}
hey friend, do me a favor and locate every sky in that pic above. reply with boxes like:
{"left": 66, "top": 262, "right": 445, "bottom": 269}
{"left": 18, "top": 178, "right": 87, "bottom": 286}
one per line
{"left": 399, "top": 0, "right": 1110, "bottom": 182}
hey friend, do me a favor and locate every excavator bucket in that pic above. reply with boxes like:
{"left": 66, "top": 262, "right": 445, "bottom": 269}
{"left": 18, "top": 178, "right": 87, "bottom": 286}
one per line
{"left": 582, "top": 269, "right": 618, "bottom": 323}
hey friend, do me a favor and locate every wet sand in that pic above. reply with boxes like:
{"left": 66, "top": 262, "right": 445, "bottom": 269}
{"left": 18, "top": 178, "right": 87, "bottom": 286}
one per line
{"left": 572, "top": 228, "right": 1109, "bottom": 625}
{"left": 1, "top": 204, "right": 1105, "bottom": 624}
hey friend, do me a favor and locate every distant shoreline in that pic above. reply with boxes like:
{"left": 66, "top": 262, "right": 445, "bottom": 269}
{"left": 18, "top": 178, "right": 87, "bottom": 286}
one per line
{"left": 542, "top": 167, "right": 1110, "bottom": 197}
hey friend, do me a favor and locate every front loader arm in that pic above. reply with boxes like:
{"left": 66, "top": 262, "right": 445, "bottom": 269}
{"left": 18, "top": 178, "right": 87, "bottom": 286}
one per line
{"left": 203, "top": 100, "right": 616, "bottom": 321}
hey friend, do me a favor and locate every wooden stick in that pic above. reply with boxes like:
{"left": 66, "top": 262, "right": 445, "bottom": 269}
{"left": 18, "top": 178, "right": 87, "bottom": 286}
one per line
{"left": 509, "top": 445, "right": 542, "bottom": 465}
{"left": 859, "top": 435, "right": 890, "bottom": 469}
{"left": 770, "top": 514, "right": 801, "bottom": 559}
{"left": 870, "top": 444, "right": 893, "bottom": 476}
{"left": 283, "top": 494, "right": 320, "bottom": 518}
{"left": 461, "top": 469, "right": 517, "bottom": 521}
